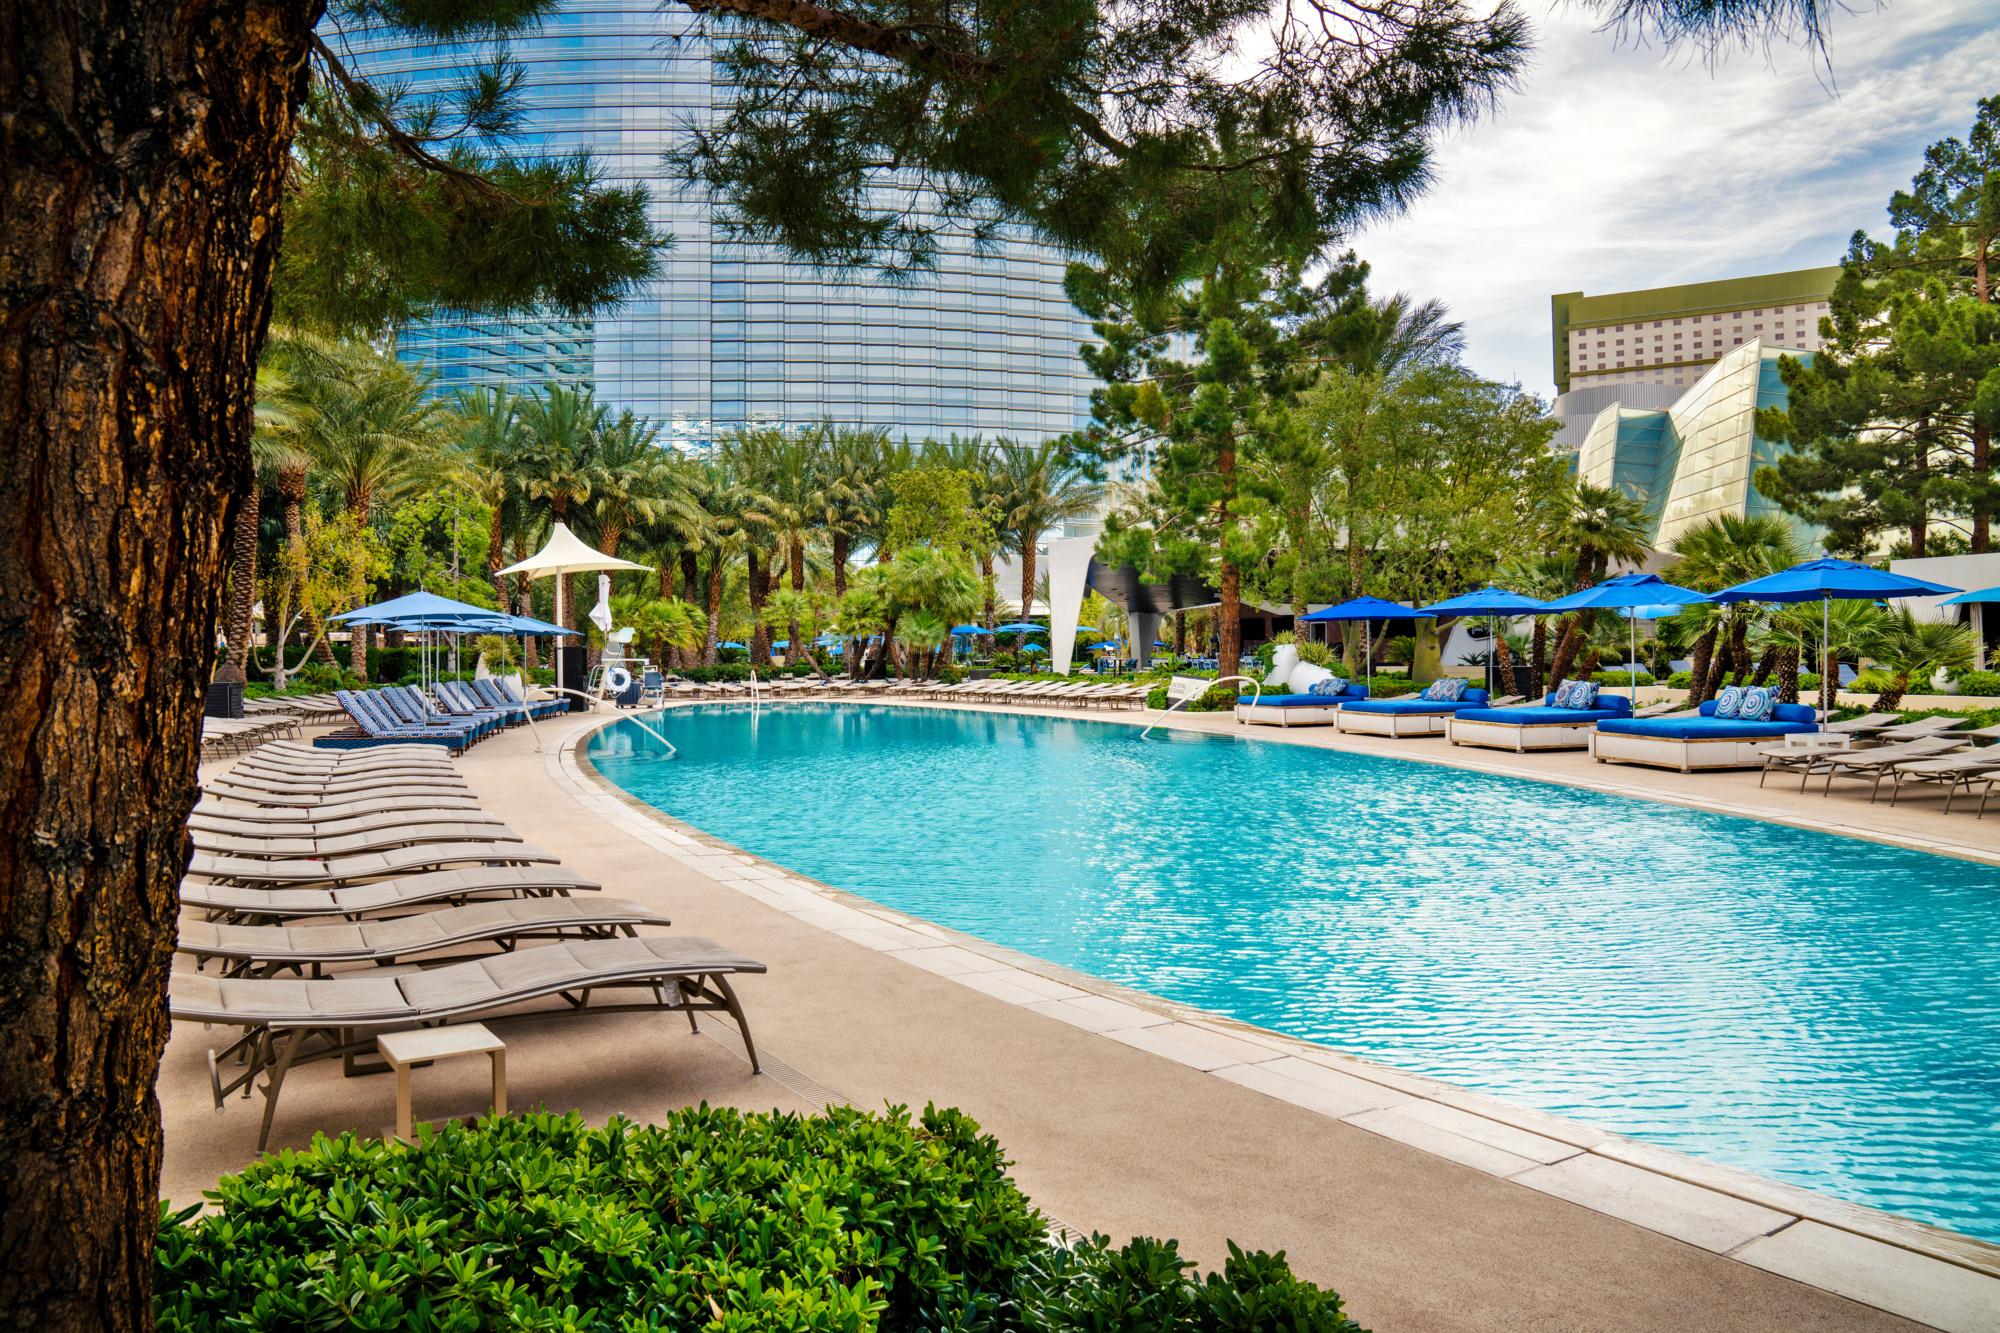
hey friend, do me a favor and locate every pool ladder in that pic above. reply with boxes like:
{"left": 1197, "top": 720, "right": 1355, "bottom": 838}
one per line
{"left": 1141, "top": 675, "right": 1260, "bottom": 739}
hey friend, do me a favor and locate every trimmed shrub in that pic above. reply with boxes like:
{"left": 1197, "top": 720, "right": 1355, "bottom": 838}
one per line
{"left": 1953, "top": 669, "right": 2000, "bottom": 698}
{"left": 1588, "top": 670, "right": 1654, "bottom": 687}
{"left": 155, "top": 1107, "right": 1361, "bottom": 1333}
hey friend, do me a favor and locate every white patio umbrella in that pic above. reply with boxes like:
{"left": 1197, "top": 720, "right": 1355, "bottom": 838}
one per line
{"left": 496, "top": 522, "right": 651, "bottom": 629}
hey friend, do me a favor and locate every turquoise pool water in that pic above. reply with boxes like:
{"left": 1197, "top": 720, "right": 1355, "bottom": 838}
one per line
{"left": 589, "top": 703, "right": 2000, "bottom": 1241}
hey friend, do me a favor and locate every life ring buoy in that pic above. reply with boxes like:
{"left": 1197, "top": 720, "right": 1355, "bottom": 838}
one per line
{"left": 603, "top": 666, "right": 634, "bottom": 694}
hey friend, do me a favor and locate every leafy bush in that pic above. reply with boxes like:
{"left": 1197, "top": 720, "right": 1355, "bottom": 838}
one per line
{"left": 1588, "top": 670, "right": 1654, "bottom": 687}
{"left": 155, "top": 1107, "right": 1361, "bottom": 1333}
{"left": 1953, "top": 669, "right": 2000, "bottom": 698}
{"left": 1850, "top": 667, "right": 1899, "bottom": 693}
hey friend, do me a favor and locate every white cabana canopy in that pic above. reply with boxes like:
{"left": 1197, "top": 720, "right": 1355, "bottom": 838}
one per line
{"left": 497, "top": 522, "right": 651, "bottom": 626}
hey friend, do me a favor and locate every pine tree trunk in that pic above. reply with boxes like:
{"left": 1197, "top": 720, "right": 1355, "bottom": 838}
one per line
{"left": 1975, "top": 421, "right": 1991, "bottom": 554}
{"left": 1218, "top": 558, "right": 1242, "bottom": 678}
{"left": 0, "top": 0, "right": 312, "bottom": 1323}
{"left": 221, "top": 484, "right": 261, "bottom": 679}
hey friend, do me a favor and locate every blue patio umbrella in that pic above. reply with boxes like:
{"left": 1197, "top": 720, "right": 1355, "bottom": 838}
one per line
{"left": 1713, "top": 557, "right": 1960, "bottom": 710}
{"left": 1540, "top": 573, "right": 1707, "bottom": 696}
{"left": 992, "top": 621, "right": 1046, "bottom": 634}
{"left": 331, "top": 590, "right": 498, "bottom": 624}
{"left": 772, "top": 639, "right": 789, "bottom": 650}
{"left": 719, "top": 640, "right": 747, "bottom": 650}
{"left": 1302, "top": 594, "right": 1420, "bottom": 693}
{"left": 1938, "top": 585, "right": 2000, "bottom": 670}
{"left": 949, "top": 624, "right": 985, "bottom": 636}
{"left": 1087, "top": 639, "right": 1122, "bottom": 651}
{"left": 1416, "top": 587, "right": 1548, "bottom": 696}
{"left": 1021, "top": 643, "right": 1046, "bottom": 655}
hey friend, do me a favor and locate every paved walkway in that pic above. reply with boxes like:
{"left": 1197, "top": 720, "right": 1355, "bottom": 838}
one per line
{"left": 161, "top": 702, "right": 2000, "bottom": 1332}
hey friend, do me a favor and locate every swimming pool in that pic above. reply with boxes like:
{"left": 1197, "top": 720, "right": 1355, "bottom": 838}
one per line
{"left": 588, "top": 703, "right": 2000, "bottom": 1241}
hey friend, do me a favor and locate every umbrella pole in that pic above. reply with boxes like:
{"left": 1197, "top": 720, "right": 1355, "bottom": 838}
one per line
{"left": 1822, "top": 595, "right": 1831, "bottom": 717}
{"left": 1630, "top": 614, "right": 1637, "bottom": 701}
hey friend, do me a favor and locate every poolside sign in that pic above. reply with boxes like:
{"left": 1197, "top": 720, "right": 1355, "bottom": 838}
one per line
{"left": 1166, "top": 675, "right": 1213, "bottom": 703}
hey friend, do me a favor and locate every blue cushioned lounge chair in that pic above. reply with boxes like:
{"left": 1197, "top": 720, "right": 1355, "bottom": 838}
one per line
{"left": 475, "top": 676, "right": 568, "bottom": 719}
{"left": 383, "top": 685, "right": 494, "bottom": 740}
{"left": 1335, "top": 686, "right": 1491, "bottom": 738}
{"left": 324, "top": 690, "right": 469, "bottom": 753}
{"left": 435, "top": 680, "right": 517, "bottom": 729}
{"left": 1236, "top": 681, "right": 1370, "bottom": 728}
{"left": 1449, "top": 692, "right": 1634, "bottom": 753}
{"left": 1591, "top": 699, "right": 1819, "bottom": 772}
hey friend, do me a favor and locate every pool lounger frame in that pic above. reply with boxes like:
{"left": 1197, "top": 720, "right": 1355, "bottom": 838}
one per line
{"left": 1447, "top": 717, "right": 1598, "bottom": 752}
{"left": 1334, "top": 708, "right": 1458, "bottom": 738}
{"left": 179, "top": 936, "right": 766, "bottom": 1149}
{"left": 1236, "top": 702, "right": 1347, "bottom": 727}
{"left": 1590, "top": 729, "right": 1806, "bottom": 773}
{"left": 181, "top": 865, "right": 601, "bottom": 924}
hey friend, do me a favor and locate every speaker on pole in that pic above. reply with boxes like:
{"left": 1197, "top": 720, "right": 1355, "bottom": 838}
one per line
{"left": 556, "top": 645, "right": 588, "bottom": 710}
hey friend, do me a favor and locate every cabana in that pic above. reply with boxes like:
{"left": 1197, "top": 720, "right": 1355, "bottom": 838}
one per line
{"left": 1449, "top": 688, "right": 1636, "bottom": 752}
{"left": 1335, "top": 684, "right": 1492, "bottom": 737}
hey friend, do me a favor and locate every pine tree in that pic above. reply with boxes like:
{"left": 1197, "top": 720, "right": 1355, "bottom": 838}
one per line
{"left": 1757, "top": 98, "right": 2000, "bottom": 555}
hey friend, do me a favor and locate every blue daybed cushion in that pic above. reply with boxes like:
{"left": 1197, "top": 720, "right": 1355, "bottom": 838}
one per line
{"left": 1341, "top": 688, "right": 1491, "bottom": 715}
{"left": 1456, "top": 695, "right": 1634, "bottom": 726}
{"left": 1597, "top": 700, "right": 1817, "bottom": 739}
{"left": 1239, "top": 684, "right": 1370, "bottom": 706}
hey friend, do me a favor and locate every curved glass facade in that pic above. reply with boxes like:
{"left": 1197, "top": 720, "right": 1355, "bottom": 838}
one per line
{"left": 1577, "top": 338, "right": 1818, "bottom": 549}
{"left": 332, "top": 3, "right": 1096, "bottom": 447}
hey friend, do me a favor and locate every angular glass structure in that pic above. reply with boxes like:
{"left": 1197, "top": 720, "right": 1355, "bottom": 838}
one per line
{"left": 333, "top": 2, "right": 1096, "bottom": 447}
{"left": 1577, "top": 339, "right": 1818, "bottom": 549}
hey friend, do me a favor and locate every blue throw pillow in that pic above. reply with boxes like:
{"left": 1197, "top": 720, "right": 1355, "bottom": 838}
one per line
{"left": 1551, "top": 679, "right": 1577, "bottom": 708}
{"left": 1566, "top": 680, "right": 1599, "bottom": 709}
{"left": 1736, "top": 685, "right": 1775, "bottom": 722}
{"left": 1423, "top": 677, "right": 1467, "bottom": 703}
{"left": 1714, "top": 684, "right": 1745, "bottom": 719}
{"left": 1308, "top": 676, "right": 1349, "bottom": 697}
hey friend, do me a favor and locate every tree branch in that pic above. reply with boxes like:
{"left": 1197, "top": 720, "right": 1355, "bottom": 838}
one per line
{"left": 309, "top": 33, "right": 521, "bottom": 203}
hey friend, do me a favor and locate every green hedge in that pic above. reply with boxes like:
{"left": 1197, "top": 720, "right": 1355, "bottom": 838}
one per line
{"left": 156, "top": 1107, "right": 1361, "bottom": 1333}
{"left": 1954, "top": 669, "right": 2000, "bottom": 697}
{"left": 1587, "top": 670, "right": 1654, "bottom": 687}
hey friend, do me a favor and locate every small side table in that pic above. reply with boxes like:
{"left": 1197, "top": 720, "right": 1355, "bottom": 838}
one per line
{"left": 377, "top": 1023, "right": 507, "bottom": 1141}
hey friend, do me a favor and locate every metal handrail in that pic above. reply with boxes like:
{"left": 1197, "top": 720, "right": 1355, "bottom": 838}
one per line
{"left": 748, "top": 667, "right": 761, "bottom": 710}
{"left": 520, "top": 685, "right": 677, "bottom": 758}
{"left": 1141, "top": 674, "right": 1260, "bottom": 739}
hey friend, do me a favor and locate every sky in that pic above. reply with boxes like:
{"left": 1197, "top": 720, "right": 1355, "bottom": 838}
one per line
{"left": 1348, "top": 0, "right": 2000, "bottom": 400}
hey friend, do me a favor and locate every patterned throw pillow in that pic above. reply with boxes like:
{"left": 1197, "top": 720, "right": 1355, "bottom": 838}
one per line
{"left": 1566, "top": 680, "right": 1599, "bottom": 710}
{"left": 1735, "top": 685, "right": 1775, "bottom": 722}
{"left": 1423, "top": 677, "right": 1468, "bottom": 703}
{"left": 1714, "top": 684, "right": 1745, "bottom": 719}
{"left": 1551, "top": 679, "right": 1576, "bottom": 708}
{"left": 1308, "top": 676, "right": 1350, "bottom": 697}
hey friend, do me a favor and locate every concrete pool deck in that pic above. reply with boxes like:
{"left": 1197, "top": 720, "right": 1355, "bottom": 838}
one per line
{"left": 160, "top": 699, "right": 2000, "bottom": 1332}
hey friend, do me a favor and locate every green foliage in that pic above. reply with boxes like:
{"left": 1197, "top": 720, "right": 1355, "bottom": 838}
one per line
{"left": 156, "top": 1107, "right": 1359, "bottom": 1333}
{"left": 1588, "top": 670, "right": 1654, "bottom": 686}
{"left": 1754, "top": 96, "right": 2000, "bottom": 555}
{"left": 383, "top": 488, "right": 500, "bottom": 606}
{"left": 1952, "top": 669, "right": 2000, "bottom": 697}
{"left": 883, "top": 467, "right": 989, "bottom": 557}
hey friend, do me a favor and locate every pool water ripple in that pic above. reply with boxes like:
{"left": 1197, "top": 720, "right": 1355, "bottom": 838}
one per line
{"left": 589, "top": 704, "right": 2000, "bottom": 1241}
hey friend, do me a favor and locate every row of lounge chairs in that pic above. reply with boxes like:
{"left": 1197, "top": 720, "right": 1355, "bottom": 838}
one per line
{"left": 1236, "top": 679, "right": 2000, "bottom": 815}
{"left": 178, "top": 739, "right": 766, "bottom": 1149}
{"left": 639, "top": 671, "right": 1151, "bottom": 710}
{"left": 243, "top": 692, "right": 348, "bottom": 720}
{"left": 201, "top": 715, "right": 302, "bottom": 755}
{"left": 325, "top": 680, "right": 568, "bottom": 752}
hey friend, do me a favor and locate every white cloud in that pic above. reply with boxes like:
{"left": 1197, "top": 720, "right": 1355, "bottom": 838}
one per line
{"left": 1348, "top": 0, "right": 2000, "bottom": 399}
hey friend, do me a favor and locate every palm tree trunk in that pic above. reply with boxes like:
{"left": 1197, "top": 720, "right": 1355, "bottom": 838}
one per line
{"left": 1776, "top": 644, "right": 1801, "bottom": 704}
{"left": 1749, "top": 645, "right": 1779, "bottom": 687}
{"left": 1530, "top": 618, "right": 1548, "bottom": 698}
{"left": 347, "top": 491, "right": 371, "bottom": 679}
{"left": 747, "top": 548, "right": 771, "bottom": 667}
{"left": 980, "top": 550, "right": 995, "bottom": 629}
{"left": 220, "top": 484, "right": 260, "bottom": 680}
{"left": 1018, "top": 541, "right": 1038, "bottom": 622}
{"left": 831, "top": 531, "right": 850, "bottom": 597}
{"left": 1492, "top": 634, "right": 1516, "bottom": 696}
{"left": 1688, "top": 628, "right": 1719, "bottom": 702}
{"left": 486, "top": 506, "right": 507, "bottom": 611}
{"left": 1876, "top": 673, "right": 1911, "bottom": 711}
{"left": 1546, "top": 613, "right": 1587, "bottom": 687}
{"left": 788, "top": 534, "right": 804, "bottom": 652}
{"left": 1173, "top": 611, "right": 1187, "bottom": 656}
{"left": 705, "top": 556, "right": 723, "bottom": 666}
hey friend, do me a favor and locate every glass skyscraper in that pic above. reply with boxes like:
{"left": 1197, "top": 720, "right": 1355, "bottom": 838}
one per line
{"left": 334, "top": 2, "right": 1097, "bottom": 447}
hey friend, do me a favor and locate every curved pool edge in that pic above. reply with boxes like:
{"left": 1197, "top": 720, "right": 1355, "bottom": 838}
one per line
{"left": 554, "top": 700, "right": 2000, "bottom": 1322}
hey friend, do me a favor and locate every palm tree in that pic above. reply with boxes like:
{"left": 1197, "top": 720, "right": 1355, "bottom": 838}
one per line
{"left": 817, "top": 426, "right": 890, "bottom": 599}
{"left": 1545, "top": 483, "right": 1653, "bottom": 686}
{"left": 514, "top": 382, "right": 607, "bottom": 632}
{"left": 279, "top": 340, "right": 449, "bottom": 676}
{"left": 993, "top": 442, "right": 1104, "bottom": 624}
{"left": 719, "top": 428, "right": 785, "bottom": 666}
{"left": 450, "top": 386, "right": 525, "bottom": 613}
{"left": 1666, "top": 514, "right": 1804, "bottom": 701}
{"left": 1866, "top": 608, "right": 1975, "bottom": 710}
{"left": 220, "top": 363, "right": 298, "bottom": 684}
{"left": 1498, "top": 552, "right": 1575, "bottom": 696}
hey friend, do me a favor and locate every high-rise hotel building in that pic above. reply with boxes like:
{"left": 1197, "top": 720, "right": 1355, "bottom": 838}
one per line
{"left": 333, "top": 2, "right": 1097, "bottom": 448}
